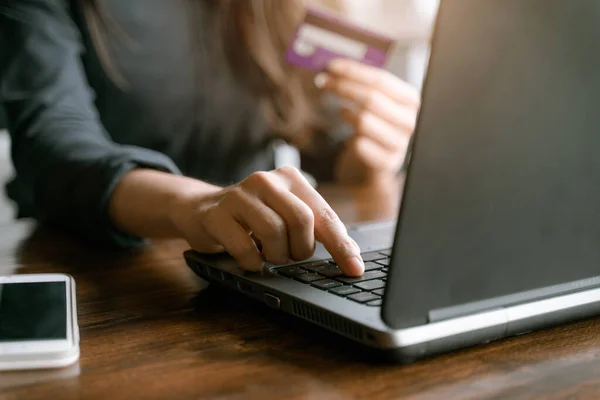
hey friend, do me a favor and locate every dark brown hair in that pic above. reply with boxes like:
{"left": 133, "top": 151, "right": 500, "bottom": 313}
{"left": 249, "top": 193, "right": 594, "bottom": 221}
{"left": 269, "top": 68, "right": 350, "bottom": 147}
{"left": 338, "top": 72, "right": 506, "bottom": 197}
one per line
{"left": 83, "top": 0, "right": 342, "bottom": 148}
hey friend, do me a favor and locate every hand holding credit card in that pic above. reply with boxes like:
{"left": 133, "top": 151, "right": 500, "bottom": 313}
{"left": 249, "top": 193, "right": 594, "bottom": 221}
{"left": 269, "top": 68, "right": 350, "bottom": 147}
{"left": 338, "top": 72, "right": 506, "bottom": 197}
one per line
{"left": 285, "top": 7, "right": 420, "bottom": 183}
{"left": 285, "top": 7, "right": 394, "bottom": 72}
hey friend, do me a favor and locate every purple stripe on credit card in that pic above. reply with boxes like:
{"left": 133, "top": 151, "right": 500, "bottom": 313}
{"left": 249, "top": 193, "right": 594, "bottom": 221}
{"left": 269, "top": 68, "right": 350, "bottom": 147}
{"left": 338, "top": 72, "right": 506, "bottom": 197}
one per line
{"left": 286, "top": 7, "right": 394, "bottom": 72}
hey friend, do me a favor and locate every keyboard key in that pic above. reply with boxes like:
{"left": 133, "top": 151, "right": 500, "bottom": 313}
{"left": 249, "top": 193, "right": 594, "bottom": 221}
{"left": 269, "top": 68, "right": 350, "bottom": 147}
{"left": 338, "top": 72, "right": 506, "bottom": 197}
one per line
{"left": 318, "top": 265, "right": 344, "bottom": 278}
{"left": 311, "top": 279, "right": 342, "bottom": 290}
{"left": 364, "top": 261, "right": 383, "bottom": 271}
{"left": 367, "top": 299, "right": 383, "bottom": 307}
{"left": 302, "top": 262, "right": 342, "bottom": 278}
{"left": 355, "top": 280, "right": 386, "bottom": 291}
{"left": 295, "top": 273, "right": 324, "bottom": 283}
{"left": 321, "top": 270, "right": 343, "bottom": 278}
{"left": 373, "top": 288, "right": 385, "bottom": 296}
{"left": 277, "top": 266, "right": 308, "bottom": 277}
{"left": 335, "top": 270, "right": 387, "bottom": 284}
{"left": 302, "top": 262, "right": 331, "bottom": 273}
{"left": 361, "top": 252, "right": 387, "bottom": 263}
{"left": 329, "top": 260, "right": 383, "bottom": 276}
{"left": 379, "top": 249, "right": 392, "bottom": 256}
{"left": 348, "top": 292, "right": 380, "bottom": 303}
{"left": 330, "top": 285, "right": 361, "bottom": 297}
{"left": 375, "top": 258, "right": 390, "bottom": 267}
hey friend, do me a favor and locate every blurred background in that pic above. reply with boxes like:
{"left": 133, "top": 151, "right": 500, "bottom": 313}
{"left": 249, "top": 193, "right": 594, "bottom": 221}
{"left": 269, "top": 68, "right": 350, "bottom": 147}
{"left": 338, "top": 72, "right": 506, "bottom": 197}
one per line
{"left": 339, "top": 0, "right": 439, "bottom": 88}
{"left": 0, "top": 0, "right": 439, "bottom": 222}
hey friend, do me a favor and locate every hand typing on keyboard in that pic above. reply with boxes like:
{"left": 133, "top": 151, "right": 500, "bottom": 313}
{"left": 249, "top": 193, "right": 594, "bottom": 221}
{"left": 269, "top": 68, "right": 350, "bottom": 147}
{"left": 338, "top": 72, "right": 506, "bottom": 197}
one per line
{"left": 275, "top": 250, "right": 391, "bottom": 307}
{"left": 172, "top": 166, "right": 365, "bottom": 276}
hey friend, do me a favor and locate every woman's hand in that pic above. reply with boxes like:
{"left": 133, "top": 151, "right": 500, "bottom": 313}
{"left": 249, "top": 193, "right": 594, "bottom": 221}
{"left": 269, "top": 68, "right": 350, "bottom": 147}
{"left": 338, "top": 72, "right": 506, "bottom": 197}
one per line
{"left": 170, "top": 166, "right": 365, "bottom": 276}
{"left": 319, "top": 59, "right": 421, "bottom": 184}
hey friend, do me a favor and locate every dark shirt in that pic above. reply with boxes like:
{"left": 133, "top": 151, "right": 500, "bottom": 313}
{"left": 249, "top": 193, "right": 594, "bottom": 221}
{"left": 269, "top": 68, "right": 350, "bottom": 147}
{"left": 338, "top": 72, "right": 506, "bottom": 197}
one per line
{"left": 0, "top": 0, "right": 291, "bottom": 246}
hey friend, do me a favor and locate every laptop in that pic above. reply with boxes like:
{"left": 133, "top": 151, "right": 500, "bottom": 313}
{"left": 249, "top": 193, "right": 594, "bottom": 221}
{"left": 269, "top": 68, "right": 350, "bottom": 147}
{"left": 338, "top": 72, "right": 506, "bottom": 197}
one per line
{"left": 185, "top": 0, "right": 600, "bottom": 362}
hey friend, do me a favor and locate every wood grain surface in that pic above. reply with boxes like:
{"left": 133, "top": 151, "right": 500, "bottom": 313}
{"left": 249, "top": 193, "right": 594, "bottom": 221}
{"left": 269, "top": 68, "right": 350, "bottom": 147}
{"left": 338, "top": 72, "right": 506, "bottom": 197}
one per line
{"left": 2, "top": 178, "right": 600, "bottom": 400}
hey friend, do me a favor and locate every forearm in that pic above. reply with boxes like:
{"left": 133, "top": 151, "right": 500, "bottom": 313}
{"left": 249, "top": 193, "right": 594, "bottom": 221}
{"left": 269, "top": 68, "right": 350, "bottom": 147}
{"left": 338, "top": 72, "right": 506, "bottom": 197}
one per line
{"left": 108, "top": 169, "right": 221, "bottom": 239}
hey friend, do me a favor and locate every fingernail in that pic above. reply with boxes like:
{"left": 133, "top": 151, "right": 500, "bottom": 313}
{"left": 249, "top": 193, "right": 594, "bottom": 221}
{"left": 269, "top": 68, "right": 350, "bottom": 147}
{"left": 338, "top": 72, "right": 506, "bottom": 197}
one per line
{"left": 347, "top": 256, "right": 365, "bottom": 277}
{"left": 314, "top": 72, "right": 329, "bottom": 89}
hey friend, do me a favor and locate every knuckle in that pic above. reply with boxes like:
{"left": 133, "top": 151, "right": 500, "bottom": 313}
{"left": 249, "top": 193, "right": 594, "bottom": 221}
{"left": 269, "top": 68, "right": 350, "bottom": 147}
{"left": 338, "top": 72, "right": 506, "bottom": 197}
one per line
{"left": 398, "top": 135, "right": 411, "bottom": 152}
{"left": 289, "top": 204, "right": 314, "bottom": 231}
{"left": 387, "top": 130, "right": 408, "bottom": 151}
{"left": 340, "top": 62, "right": 352, "bottom": 74}
{"left": 370, "top": 69, "right": 391, "bottom": 87}
{"left": 391, "top": 138, "right": 406, "bottom": 153}
{"left": 334, "top": 237, "right": 357, "bottom": 256}
{"left": 403, "top": 118, "right": 416, "bottom": 134}
{"left": 409, "top": 114, "right": 418, "bottom": 130}
{"left": 411, "top": 93, "right": 421, "bottom": 107}
{"left": 295, "top": 242, "right": 316, "bottom": 261}
{"left": 350, "top": 138, "right": 368, "bottom": 160}
{"left": 407, "top": 85, "right": 421, "bottom": 103}
{"left": 379, "top": 70, "right": 395, "bottom": 85}
{"left": 317, "top": 207, "right": 342, "bottom": 228}
{"left": 366, "top": 90, "right": 384, "bottom": 110}
{"left": 244, "top": 171, "right": 274, "bottom": 190}
{"left": 301, "top": 247, "right": 316, "bottom": 260}
{"left": 221, "top": 187, "right": 245, "bottom": 208}
{"left": 276, "top": 165, "right": 301, "bottom": 179}
{"left": 259, "top": 216, "right": 286, "bottom": 241}
{"left": 334, "top": 61, "right": 351, "bottom": 76}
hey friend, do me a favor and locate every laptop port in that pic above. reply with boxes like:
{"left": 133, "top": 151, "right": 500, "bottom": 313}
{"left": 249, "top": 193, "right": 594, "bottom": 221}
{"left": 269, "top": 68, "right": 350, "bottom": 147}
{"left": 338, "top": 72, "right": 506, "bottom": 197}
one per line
{"left": 237, "top": 281, "right": 254, "bottom": 294}
{"left": 264, "top": 293, "right": 281, "bottom": 309}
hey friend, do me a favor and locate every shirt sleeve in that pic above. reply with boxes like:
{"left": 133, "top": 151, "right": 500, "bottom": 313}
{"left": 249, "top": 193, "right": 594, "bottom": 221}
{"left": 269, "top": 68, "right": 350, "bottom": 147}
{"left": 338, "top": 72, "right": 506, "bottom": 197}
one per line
{"left": 0, "top": 0, "right": 182, "bottom": 247}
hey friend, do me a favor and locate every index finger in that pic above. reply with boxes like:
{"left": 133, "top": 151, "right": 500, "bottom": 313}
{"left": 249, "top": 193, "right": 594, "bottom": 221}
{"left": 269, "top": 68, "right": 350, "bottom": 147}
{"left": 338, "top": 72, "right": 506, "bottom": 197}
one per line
{"left": 327, "top": 59, "right": 420, "bottom": 107}
{"left": 275, "top": 167, "right": 365, "bottom": 276}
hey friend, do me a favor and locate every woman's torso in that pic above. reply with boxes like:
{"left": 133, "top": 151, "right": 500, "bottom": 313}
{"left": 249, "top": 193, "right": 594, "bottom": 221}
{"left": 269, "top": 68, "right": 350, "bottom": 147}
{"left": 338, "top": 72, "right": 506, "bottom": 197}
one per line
{"left": 70, "top": 0, "right": 276, "bottom": 185}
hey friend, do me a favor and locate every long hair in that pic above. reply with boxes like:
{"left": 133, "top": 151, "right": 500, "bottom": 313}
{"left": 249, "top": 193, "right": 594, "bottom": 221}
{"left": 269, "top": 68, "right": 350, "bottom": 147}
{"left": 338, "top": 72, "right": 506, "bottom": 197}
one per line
{"left": 83, "top": 0, "right": 343, "bottom": 148}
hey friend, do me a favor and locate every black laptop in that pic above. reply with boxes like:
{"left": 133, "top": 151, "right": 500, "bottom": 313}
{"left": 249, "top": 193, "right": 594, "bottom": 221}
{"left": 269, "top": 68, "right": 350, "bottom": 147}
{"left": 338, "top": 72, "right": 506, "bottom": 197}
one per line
{"left": 186, "top": 0, "right": 600, "bottom": 362}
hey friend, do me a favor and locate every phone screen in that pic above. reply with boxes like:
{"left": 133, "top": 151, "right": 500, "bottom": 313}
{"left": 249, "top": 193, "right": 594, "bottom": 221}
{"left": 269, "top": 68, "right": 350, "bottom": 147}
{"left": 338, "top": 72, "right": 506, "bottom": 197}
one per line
{"left": 0, "top": 282, "right": 67, "bottom": 342}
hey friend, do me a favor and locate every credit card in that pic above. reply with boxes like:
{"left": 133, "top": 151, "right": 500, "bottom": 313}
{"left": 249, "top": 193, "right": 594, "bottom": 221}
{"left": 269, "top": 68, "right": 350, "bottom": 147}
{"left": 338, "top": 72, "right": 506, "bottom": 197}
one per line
{"left": 285, "top": 7, "right": 394, "bottom": 72}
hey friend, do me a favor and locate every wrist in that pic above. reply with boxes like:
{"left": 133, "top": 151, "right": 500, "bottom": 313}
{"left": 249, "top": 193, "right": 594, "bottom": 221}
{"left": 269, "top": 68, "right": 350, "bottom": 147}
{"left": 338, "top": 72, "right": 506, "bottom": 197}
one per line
{"left": 167, "top": 179, "right": 222, "bottom": 237}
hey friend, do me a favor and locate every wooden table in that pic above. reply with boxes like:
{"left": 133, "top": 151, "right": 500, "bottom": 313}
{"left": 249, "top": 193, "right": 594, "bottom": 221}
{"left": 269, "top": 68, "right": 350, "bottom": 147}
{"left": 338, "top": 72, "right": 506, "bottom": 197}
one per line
{"left": 3, "top": 179, "right": 600, "bottom": 400}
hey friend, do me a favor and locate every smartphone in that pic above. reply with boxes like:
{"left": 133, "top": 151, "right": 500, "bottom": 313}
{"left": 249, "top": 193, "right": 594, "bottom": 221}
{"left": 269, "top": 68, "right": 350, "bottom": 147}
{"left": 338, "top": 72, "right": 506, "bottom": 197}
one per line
{"left": 0, "top": 274, "right": 79, "bottom": 371}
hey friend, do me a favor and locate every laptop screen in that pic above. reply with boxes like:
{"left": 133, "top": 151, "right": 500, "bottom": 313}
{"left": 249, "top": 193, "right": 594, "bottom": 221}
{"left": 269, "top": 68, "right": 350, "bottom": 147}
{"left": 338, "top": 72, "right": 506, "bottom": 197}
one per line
{"left": 384, "top": 0, "right": 600, "bottom": 329}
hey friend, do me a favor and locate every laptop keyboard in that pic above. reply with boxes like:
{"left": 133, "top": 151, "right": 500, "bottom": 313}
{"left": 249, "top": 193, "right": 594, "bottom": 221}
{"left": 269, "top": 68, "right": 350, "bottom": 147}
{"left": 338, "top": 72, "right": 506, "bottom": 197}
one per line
{"left": 273, "top": 250, "right": 391, "bottom": 307}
